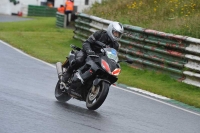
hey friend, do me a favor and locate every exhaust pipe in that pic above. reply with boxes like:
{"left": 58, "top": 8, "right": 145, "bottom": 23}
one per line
{"left": 56, "top": 62, "right": 63, "bottom": 80}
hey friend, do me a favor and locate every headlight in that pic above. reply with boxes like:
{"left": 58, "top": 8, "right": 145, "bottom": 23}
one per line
{"left": 112, "top": 68, "right": 121, "bottom": 76}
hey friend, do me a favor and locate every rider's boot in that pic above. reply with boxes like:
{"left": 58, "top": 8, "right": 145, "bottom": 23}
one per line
{"left": 62, "top": 66, "right": 74, "bottom": 83}
{"left": 59, "top": 66, "right": 74, "bottom": 91}
{"left": 68, "top": 67, "right": 94, "bottom": 92}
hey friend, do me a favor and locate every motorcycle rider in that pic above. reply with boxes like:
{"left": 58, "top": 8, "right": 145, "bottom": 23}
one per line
{"left": 61, "top": 21, "right": 124, "bottom": 88}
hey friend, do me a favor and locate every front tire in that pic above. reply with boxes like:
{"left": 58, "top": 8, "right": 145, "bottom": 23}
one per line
{"left": 55, "top": 80, "right": 71, "bottom": 102}
{"left": 86, "top": 81, "right": 110, "bottom": 110}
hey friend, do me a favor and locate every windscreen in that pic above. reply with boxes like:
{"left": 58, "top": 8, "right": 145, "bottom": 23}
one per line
{"left": 104, "top": 48, "right": 118, "bottom": 62}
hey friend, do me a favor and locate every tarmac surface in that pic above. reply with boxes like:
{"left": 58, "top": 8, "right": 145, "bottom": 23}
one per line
{"left": 0, "top": 40, "right": 200, "bottom": 133}
{"left": 0, "top": 15, "right": 200, "bottom": 133}
{"left": 0, "top": 14, "right": 32, "bottom": 22}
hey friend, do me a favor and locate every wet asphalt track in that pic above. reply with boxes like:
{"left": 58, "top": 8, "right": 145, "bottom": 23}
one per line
{"left": 0, "top": 15, "right": 200, "bottom": 133}
{"left": 1, "top": 41, "right": 200, "bottom": 133}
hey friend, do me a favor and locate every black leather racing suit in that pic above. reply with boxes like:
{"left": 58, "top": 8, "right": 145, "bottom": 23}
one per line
{"left": 83, "top": 30, "right": 120, "bottom": 54}
{"left": 63, "top": 30, "right": 120, "bottom": 84}
{"left": 73, "top": 30, "right": 120, "bottom": 69}
{"left": 66, "top": 30, "right": 120, "bottom": 91}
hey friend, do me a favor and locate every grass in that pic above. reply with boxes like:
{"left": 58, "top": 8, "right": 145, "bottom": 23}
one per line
{"left": 85, "top": 0, "right": 200, "bottom": 38}
{"left": 0, "top": 16, "right": 200, "bottom": 109}
{"left": 118, "top": 63, "right": 200, "bottom": 107}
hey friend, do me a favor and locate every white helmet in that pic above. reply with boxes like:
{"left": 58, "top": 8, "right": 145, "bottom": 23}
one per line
{"left": 107, "top": 21, "right": 124, "bottom": 42}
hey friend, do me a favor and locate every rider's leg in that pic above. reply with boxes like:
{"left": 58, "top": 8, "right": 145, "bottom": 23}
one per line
{"left": 62, "top": 50, "right": 86, "bottom": 84}
{"left": 68, "top": 66, "right": 94, "bottom": 93}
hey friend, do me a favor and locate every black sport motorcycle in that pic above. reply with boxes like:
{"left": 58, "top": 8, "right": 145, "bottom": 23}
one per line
{"left": 55, "top": 41, "right": 132, "bottom": 110}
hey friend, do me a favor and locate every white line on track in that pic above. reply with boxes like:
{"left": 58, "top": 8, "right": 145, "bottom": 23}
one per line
{"left": 0, "top": 40, "right": 56, "bottom": 68}
{"left": 1, "top": 39, "right": 200, "bottom": 117}
{"left": 127, "top": 87, "right": 170, "bottom": 100}
{"left": 114, "top": 85, "right": 200, "bottom": 116}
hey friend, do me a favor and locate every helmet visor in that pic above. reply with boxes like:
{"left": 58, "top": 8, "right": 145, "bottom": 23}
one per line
{"left": 112, "top": 30, "right": 122, "bottom": 39}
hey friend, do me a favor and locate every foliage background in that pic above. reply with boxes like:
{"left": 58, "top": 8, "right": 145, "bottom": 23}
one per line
{"left": 85, "top": 0, "right": 200, "bottom": 38}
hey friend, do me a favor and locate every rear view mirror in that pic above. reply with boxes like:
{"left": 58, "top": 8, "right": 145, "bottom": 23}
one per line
{"left": 126, "top": 60, "right": 133, "bottom": 64}
{"left": 118, "top": 60, "right": 133, "bottom": 64}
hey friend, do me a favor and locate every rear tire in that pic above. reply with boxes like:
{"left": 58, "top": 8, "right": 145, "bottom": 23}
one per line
{"left": 55, "top": 80, "right": 71, "bottom": 102}
{"left": 86, "top": 81, "right": 110, "bottom": 110}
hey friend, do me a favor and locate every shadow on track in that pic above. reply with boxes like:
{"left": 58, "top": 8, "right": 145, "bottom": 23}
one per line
{"left": 54, "top": 101, "right": 102, "bottom": 119}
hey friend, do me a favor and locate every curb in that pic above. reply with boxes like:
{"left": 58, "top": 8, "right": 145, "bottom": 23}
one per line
{"left": 115, "top": 83, "right": 200, "bottom": 113}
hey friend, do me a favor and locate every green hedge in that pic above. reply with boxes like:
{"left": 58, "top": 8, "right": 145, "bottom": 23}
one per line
{"left": 28, "top": 5, "right": 57, "bottom": 17}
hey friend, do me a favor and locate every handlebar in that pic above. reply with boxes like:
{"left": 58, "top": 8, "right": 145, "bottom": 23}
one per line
{"left": 95, "top": 41, "right": 106, "bottom": 48}
{"left": 70, "top": 44, "right": 81, "bottom": 51}
{"left": 88, "top": 55, "right": 99, "bottom": 58}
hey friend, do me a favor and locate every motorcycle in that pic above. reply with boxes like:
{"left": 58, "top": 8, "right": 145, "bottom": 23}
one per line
{"left": 55, "top": 41, "right": 132, "bottom": 110}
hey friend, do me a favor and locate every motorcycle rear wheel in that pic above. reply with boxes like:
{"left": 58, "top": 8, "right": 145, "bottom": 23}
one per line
{"left": 86, "top": 81, "right": 110, "bottom": 110}
{"left": 55, "top": 80, "right": 71, "bottom": 102}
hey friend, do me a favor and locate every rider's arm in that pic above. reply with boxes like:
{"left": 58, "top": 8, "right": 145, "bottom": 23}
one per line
{"left": 113, "top": 41, "right": 120, "bottom": 51}
{"left": 82, "top": 30, "right": 103, "bottom": 53}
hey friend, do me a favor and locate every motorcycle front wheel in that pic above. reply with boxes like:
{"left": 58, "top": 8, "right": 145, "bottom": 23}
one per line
{"left": 55, "top": 80, "right": 71, "bottom": 102}
{"left": 86, "top": 81, "right": 110, "bottom": 110}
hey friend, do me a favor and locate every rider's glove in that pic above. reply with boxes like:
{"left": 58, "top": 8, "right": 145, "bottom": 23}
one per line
{"left": 86, "top": 50, "right": 95, "bottom": 56}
